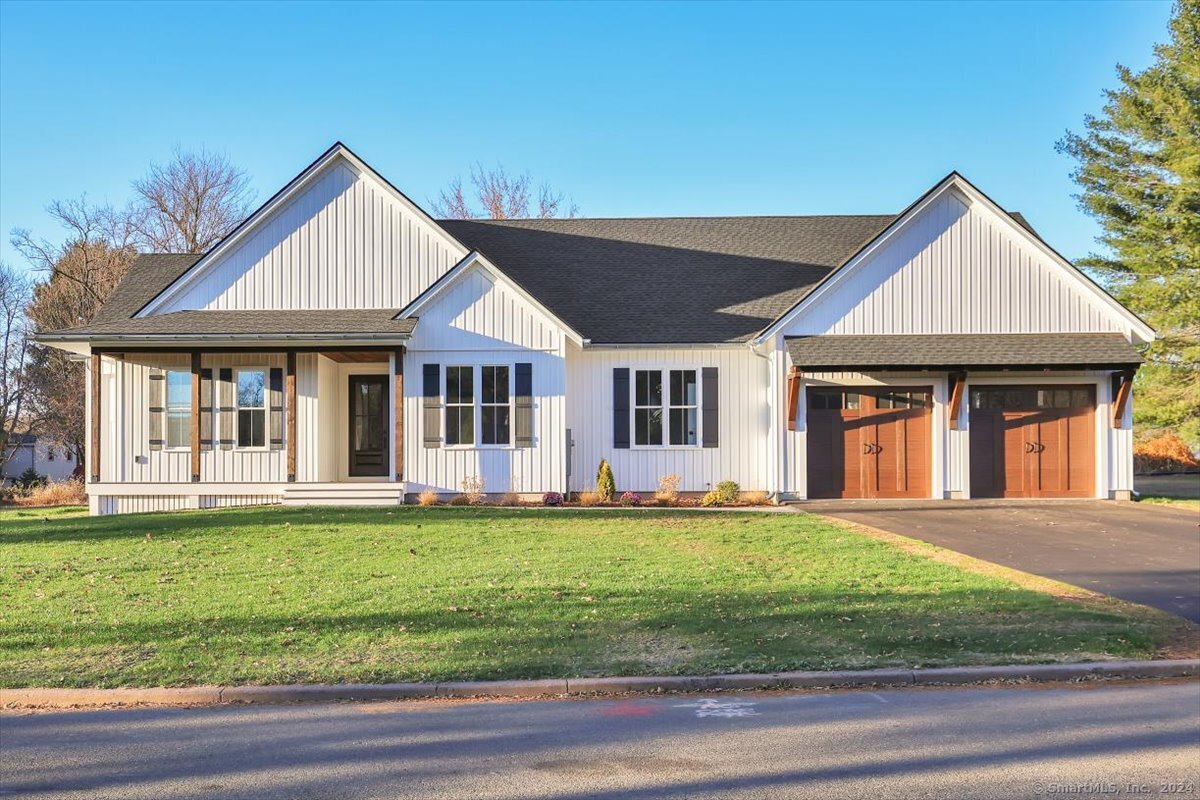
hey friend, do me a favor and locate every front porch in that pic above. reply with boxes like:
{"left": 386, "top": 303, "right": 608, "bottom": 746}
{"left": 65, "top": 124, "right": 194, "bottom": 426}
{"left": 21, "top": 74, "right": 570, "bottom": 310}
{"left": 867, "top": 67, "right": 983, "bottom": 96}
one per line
{"left": 85, "top": 345, "right": 409, "bottom": 514}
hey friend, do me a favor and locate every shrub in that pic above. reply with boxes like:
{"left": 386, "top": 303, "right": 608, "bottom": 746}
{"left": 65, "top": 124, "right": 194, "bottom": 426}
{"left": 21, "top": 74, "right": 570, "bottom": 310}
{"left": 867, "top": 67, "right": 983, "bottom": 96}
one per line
{"left": 14, "top": 467, "right": 46, "bottom": 491}
{"left": 460, "top": 476, "right": 486, "bottom": 505}
{"left": 654, "top": 474, "right": 680, "bottom": 505}
{"left": 700, "top": 490, "right": 723, "bottom": 507}
{"left": 1134, "top": 433, "right": 1200, "bottom": 474}
{"left": 742, "top": 490, "right": 770, "bottom": 505}
{"left": 11, "top": 478, "right": 86, "bottom": 508}
{"left": 542, "top": 491, "right": 563, "bottom": 507}
{"left": 447, "top": 494, "right": 473, "bottom": 506}
{"left": 715, "top": 480, "right": 740, "bottom": 503}
{"left": 577, "top": 490, "right": 600, "bottom": 507}
{"left": 417, "top": 489, "right": 439, "bottom": 506}
{"left": 596, "top": 460, "right": 615, "bottom": 502}
{"left": 499, "top": 491, "right": 521, "bottom": 506}
{"left": 619, "top": 491, "right": 641, "bottom": 506}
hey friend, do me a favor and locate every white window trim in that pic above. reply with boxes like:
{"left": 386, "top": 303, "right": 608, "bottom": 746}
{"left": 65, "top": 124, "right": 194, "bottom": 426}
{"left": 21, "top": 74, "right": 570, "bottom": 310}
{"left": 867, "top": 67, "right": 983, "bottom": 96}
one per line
{"left": 630, "top": 367, "right": 703, "bottom": 450}
{"left": 164, "top": 368, "right": 193, "bottom": 452}
{"left": 443, "top": 364, "right": 515, "bottom": 451}
{"left": 233, "top": 366, "right": 270, "bottom": 452}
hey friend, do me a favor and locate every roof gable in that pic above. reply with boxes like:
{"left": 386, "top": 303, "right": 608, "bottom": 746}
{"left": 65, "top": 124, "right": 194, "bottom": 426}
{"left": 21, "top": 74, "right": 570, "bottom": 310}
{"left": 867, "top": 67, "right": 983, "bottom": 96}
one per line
{"left": 756, "top": 173, "right": 1155, "bottom": 344}
{"left": 137, "top": 143, "right": 468, "bottom": 316}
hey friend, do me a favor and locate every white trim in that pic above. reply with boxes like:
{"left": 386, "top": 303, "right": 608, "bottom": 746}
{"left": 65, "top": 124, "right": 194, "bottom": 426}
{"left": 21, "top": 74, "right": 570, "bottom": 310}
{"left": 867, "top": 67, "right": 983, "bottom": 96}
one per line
{"left": 752, "top": 173, "right": 1156, "bottom": 345}
{"left": 136, "top": 143, "right": 469, "bottom": 318}
{"left": 397, "top": 252, "right": 585, "bottom": 346}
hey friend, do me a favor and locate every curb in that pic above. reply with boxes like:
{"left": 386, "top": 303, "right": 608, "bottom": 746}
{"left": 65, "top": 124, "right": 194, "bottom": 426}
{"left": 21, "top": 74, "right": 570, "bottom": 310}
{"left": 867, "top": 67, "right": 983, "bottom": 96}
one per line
{"left": 4, "top": 659, "right": 1197, "bottom": 709}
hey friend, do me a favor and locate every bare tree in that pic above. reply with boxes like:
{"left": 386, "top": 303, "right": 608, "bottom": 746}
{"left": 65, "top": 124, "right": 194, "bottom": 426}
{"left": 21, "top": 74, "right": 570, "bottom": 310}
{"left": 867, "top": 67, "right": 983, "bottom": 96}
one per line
{"left": 11, "top": 200, "right": 138, "bottom": 462}
{"left": 432, "top": 164, "right": 578, "bottom": 220}
{"left": 0, "top": 263, "right": 32, "bottom": 471}
{"left": 129, "top": 146, "right": 255, "bottom": 253}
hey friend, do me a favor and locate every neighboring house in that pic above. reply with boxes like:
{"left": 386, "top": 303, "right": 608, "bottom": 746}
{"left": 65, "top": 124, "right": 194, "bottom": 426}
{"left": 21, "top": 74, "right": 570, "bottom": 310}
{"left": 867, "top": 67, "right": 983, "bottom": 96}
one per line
{"left": 2, "top": 433, "right": 78, "bottom": 485}
{"left": 37, "top": 143, "right": 1152, "bottom": 516}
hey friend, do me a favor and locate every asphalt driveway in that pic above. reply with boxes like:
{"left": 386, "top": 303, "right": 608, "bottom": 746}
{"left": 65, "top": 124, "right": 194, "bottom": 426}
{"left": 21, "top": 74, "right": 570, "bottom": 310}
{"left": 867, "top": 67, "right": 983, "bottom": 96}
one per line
{"left": 797, "top": 500, "right": 1200, "bottom": 622}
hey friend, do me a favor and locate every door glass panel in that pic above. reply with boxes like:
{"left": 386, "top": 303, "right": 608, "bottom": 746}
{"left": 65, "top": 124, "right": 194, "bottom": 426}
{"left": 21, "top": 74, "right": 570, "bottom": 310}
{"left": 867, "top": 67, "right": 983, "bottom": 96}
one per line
{"left": 845, "top": 392, "right": 860, "bottom": 410}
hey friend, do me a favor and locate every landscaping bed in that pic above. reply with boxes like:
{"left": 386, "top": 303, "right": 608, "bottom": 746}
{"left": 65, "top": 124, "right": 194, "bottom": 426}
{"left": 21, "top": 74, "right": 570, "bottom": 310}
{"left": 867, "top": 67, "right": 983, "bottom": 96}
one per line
{"left": 0, "top": 506, "right": 1187, "bottom": 688}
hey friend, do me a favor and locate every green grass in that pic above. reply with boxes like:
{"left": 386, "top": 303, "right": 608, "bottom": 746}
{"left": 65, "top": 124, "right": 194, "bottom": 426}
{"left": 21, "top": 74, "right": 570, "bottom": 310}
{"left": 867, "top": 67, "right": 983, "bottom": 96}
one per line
{"left": 1136, "top": 496, "right": 1200, "bottom": 510}
{"left": 0, "top": 506, "right": 1183, "bottom": 688}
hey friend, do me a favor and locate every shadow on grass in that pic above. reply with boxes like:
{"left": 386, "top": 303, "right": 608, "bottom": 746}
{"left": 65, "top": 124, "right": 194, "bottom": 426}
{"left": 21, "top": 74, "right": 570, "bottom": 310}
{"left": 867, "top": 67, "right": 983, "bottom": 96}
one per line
{"left": 0, "top": 582, "right": 1169, "bottom": 687}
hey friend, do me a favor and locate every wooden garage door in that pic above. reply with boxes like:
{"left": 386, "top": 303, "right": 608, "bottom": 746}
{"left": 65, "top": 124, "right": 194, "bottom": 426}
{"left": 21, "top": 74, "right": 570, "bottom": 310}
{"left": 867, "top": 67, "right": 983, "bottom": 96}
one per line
{"left": 807, "top": 387, "right": 932, "bottom": 499}
{"left": 969, "top": 386, "right": 1095, "bottom": 498}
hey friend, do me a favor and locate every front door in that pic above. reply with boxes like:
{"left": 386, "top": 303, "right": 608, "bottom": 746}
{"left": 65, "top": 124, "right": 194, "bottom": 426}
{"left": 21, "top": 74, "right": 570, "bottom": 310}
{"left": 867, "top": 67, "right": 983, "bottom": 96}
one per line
{"left": 807, "top": 387, "right": 932, "bottom": 499}
{"left": 349, "top": 375, "right": 389, "bottom": 477}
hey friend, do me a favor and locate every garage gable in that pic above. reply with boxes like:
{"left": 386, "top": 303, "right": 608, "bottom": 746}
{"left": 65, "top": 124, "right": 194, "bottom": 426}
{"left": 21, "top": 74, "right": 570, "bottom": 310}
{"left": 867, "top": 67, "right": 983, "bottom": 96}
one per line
{"left": 138, "top": 143, "right": 468, "bottom": 316}
{"left": 765, "top": 174, "right": 1154, "bottom": 344}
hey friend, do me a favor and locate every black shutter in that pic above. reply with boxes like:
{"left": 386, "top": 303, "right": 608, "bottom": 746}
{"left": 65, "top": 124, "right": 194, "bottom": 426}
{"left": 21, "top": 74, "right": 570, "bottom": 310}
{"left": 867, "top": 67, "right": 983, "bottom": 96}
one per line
{"left": 268, "top": 367, "right": 284, "bottom": 450}
{"left": 514, "top": 362, "right": 533, "bottom": 448}
{"left": 218, "top": 368, "right": 235, "bottom": 450}
{"left": 148, "top": 367, "right": 165, "bottom": 451}
{"left": 613, "top": 368, "right": 630, "bottom": 449}
{"left": 199, "top": 368, "right": 213, "bottom": 450}
{"left": 702, "top": 367, "right": 718, "bottom": 448}
{"left": 422, "top": 363, "right": 441, "bottom": 449}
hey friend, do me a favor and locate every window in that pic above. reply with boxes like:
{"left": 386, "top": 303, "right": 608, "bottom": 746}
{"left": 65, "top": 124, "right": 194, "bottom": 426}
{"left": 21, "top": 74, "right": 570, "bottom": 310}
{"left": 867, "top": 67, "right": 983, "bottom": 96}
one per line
{"left": 634, "top": 370, "right": 663, "bottom": 446}
{"left": 668, "top": 369, "right": 698, "bottom": 445}
{"left": 445, "top": 366, "right": 474, "bottom": 446}
{"left": 633, "top": 368, "right": 700, "bottom": 447}
{"left": 166, "top": 369, "right": 192, "bottom": 449}
{"left": 236, "top": 369, "right": 266, "bottom": 448}
{"left": 481, "top": 366, "right": 510, "bottom": 445}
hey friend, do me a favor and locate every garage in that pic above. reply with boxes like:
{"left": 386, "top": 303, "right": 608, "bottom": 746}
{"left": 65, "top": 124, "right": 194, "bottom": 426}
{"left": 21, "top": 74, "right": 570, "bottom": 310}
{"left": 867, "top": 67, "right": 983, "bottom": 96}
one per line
{"left": 806, "top": 387, "right": 932, "bottom": 499}
{"left": 968, "top": 385, "right": 1095, "bottom": 498}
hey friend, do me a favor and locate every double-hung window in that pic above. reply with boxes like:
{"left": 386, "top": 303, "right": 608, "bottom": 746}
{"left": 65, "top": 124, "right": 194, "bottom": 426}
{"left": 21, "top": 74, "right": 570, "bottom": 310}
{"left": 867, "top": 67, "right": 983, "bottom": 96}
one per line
{"left": 236, "top": 368, "right": 267, "bottom": 448}
{"left": 445, "top": 365, "right": 512, "bottom": 447}
{"left": 166, "top": 369, "right": 192, "bottom": 449}
{"left": 445, "top": 366, "right": 475, "bottom": 446}
{"left": 481, "top": 366, "right": 510, "bottom": 445}
{"left": 634, "top": 368, "right": 699, "bottom": 447}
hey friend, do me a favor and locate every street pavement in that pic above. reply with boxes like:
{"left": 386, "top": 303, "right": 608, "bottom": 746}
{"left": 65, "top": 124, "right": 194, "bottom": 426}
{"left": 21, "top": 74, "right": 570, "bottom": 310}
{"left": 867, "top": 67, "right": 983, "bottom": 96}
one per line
{"left": 3, "top": 681, "right": 1198, "bottom": 799}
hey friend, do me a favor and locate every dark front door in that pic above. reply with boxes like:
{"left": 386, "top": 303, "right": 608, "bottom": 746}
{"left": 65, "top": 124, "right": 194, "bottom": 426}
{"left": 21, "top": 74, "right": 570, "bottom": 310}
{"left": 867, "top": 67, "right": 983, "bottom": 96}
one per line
{"left": 349, "top": 375, "right": 389, "bottom": 477}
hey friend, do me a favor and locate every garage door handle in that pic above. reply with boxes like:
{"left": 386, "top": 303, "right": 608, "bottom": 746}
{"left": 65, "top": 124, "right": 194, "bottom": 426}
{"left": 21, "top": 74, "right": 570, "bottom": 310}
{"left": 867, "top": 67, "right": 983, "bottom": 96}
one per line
{"left": 1035, "top": 442, "right": 1045, "bottom": 453}
{"left": 1024, "top": 442, "right": 1034, "bottom": 453}
{"left": 863, "top": 443, "right": 872, "bottom": 454}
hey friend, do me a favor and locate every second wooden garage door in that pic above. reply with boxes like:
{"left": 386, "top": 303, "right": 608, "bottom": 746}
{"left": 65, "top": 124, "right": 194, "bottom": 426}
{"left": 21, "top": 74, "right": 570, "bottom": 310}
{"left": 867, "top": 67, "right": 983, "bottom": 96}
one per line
{"left": 968, "top": 385, "right": 1095, "bottom": 498}
{"left": 807, "top": 387, "right": 932, "bottom": 499}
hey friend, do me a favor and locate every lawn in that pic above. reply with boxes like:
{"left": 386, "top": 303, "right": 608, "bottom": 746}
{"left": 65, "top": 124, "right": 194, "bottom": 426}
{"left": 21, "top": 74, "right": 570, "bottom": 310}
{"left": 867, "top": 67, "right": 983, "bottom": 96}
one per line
{"left": 0, "top": 506, "right": 1185, "bottom": 688}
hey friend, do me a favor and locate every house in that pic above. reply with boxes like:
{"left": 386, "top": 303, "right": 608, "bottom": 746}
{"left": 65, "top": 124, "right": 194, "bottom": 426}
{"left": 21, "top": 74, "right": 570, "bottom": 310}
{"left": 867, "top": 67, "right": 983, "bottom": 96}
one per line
{"left": 1, "top": 433, "right": 79, "bottom": 485}
{"left": 37, "top": 143, "right": 1152, "bottom": 515}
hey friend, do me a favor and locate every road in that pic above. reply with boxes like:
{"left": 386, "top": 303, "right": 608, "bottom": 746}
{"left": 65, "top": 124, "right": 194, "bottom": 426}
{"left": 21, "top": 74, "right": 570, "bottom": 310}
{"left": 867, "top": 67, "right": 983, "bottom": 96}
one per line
{"left": 3, "top": 682, "right": 1199, "bottom": 799}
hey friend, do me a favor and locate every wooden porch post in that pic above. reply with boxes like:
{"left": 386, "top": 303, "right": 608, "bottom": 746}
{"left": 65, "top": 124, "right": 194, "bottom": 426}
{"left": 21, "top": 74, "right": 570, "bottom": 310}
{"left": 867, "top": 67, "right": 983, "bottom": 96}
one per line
{"left": 89, "top": 352, "right": 101, "bottom": 482}
{"left": 286, "top": 351, "right": 297, "bottom": 482}
{"left": 394, "top": 346, "right": 405, "bottom": 482}
{"left": 191, "top": 351, "right": 201, "bottom": 482}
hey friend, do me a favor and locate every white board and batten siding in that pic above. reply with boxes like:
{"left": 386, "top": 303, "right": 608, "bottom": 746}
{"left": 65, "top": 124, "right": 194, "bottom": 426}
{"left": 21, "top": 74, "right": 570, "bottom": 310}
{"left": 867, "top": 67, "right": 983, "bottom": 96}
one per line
{"left": 566, "top": 345, "right": 772, "bottom": 494}
{"left": 781, "top": 190, "right": 1141, "bottom": 339}
{"left": 155, "top": 157, "right": 466, "bottom": 313}
{"left": 404, "top": 265, "right": 568, "bottom": 495}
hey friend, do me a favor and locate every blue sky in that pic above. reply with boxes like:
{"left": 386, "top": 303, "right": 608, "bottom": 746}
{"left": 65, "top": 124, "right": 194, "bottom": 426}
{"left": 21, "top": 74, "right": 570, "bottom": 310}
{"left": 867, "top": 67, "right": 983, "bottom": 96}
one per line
{"left": 0, "top": 0, "right": 1171, "bottom": 273}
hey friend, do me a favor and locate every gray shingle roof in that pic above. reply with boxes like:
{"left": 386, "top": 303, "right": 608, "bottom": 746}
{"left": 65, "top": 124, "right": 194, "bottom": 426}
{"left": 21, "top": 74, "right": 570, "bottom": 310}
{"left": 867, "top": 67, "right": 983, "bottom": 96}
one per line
{"left": 54, "top": 211, "right": 1041, "bottom": 345}
{"left": 439, "top": 216, "right": 897, "bottom": 343}
{"left": 47, "top": 309, "right": 415, "bottom": 340}
{"left": 785, "top": 333, "right": 1143, "bottom": 370}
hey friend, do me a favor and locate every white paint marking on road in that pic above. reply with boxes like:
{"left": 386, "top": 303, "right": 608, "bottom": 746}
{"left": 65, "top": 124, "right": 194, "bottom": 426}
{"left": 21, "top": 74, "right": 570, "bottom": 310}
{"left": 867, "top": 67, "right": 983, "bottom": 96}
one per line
{"left": 673, "top": 699, "right": 760, "bottom": 718}
{"left": 868, "top": 692, "right": 890, "bottom": 704}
